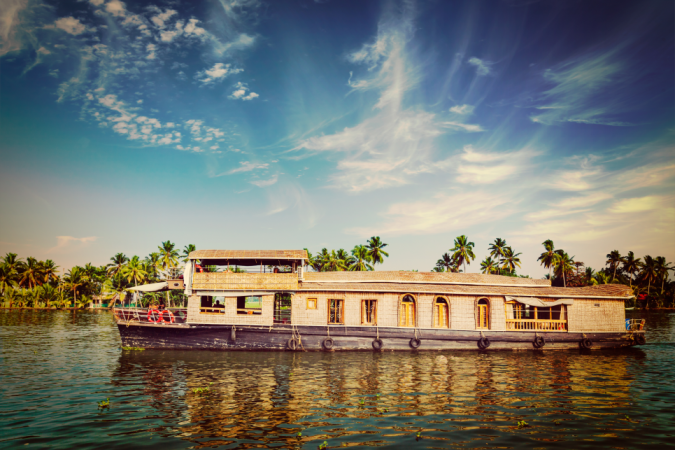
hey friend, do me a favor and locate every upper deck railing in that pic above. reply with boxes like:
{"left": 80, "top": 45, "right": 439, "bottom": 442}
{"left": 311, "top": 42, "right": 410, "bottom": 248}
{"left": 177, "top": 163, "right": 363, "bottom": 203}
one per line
{"left": 192, "top": 272, "right": 298, "bottom": 291}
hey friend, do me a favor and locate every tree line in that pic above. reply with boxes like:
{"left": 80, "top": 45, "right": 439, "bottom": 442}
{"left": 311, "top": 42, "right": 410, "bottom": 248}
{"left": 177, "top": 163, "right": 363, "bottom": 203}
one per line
{"left": 430, "top": 235, "right": 674, "bottom": 308}
{"left": 0, "top": 241, "right": 194, "bottom": 309}
{"left": 304, "top": 237, "right": 389, "bottom": 272}
{"left": 1, "top": 235, "right": 672, "bottom": 309}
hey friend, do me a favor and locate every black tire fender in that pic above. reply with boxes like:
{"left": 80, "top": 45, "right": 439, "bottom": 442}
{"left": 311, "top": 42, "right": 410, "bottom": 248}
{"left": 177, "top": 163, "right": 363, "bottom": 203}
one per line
{"left": 533, "top": 336, "right": 545, "bottom": 349}
{"left": 372, "top": 338, "right": 383, "bottom": 351}
{"left": 579, "top": 338, "right": 592, "bottom": 349}
{"left": 636, "top": 334, "right": 646, "bottom": 345}
{"left": 287, "top": 338, "right": 298, "bottom": 351}
{"left": 478, "top": 337, "right": 490, "bottom": 349}
{"left": 322, "top": 337, "right": 334, "bottom": 350}
{"left": 409, "top": 338, "right": 421, "bottom": 349}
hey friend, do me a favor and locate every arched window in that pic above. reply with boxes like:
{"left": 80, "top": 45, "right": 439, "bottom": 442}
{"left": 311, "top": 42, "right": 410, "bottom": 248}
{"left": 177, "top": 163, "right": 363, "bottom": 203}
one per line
{"left": 399, "top": 294, "right": 416, "bottom": 327}
{"left": 434, "top": 297, "right": 449, "bottom": 328}
{"left": 476, "top": 298, "right": 490, "bottom": 329}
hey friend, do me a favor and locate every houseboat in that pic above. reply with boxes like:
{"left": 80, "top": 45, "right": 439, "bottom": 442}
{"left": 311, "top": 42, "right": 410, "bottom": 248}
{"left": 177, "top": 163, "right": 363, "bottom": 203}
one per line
{"left": 114, "top": 250, "right": 645, "bottom": 351}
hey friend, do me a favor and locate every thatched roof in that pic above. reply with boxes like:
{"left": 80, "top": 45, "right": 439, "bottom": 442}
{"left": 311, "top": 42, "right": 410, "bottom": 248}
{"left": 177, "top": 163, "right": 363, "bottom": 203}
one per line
{"left": 303, "top": 271, "right": 550, "bottom": 286}
{"left": 189, "top": 250, "right": 308, "bottom": 266}
{"left": 299, "top": 274, "right": 632, "bottom": 299}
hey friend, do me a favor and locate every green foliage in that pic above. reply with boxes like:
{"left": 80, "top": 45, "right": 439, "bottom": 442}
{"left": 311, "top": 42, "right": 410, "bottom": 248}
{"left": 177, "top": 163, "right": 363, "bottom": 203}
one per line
{"left": 121, "top": 347, "right": 145, "bottom": 351}
{"left": 517, "top": 420, "right": 528, "bottom": 429}
{"left": 306, "top": 238, "right": 387, "bottom": 272}
{"left": 98, "top": 398, "right": 110, "bottom": 409}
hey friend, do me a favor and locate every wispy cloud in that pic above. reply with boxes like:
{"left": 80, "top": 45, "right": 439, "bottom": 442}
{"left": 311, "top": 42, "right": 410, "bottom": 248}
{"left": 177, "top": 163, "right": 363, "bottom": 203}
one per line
{"left": 449, "top": 104, "right": 474, "bottom": 115}
{"left": 48, "top": 236, "right": 97, "bottom": 253}
{"left": 196, "top": 63, "right": 243, "bottom": 84}
{"left": 468, "top": 57, "right": 491, "bottom": 76}
{"left": 250, "top": 174, "right": 278, "bottom": 187}
{"left": 226, "top": 161, "right": 269, "bottom": 175}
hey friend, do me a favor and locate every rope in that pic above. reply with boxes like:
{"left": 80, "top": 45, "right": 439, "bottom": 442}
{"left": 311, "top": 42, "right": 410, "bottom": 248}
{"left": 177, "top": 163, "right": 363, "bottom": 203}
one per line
{"left": 327, "top": 326, "right": 330, "bottom": 337}
{"left": 376, "top": 325, "right": 379, "bottom": 340}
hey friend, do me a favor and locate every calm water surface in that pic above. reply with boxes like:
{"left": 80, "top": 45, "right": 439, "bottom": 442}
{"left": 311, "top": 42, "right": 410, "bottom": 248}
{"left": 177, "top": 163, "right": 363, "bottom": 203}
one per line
{"left": 1, "top": 310, "right": 674, "bottom": 449}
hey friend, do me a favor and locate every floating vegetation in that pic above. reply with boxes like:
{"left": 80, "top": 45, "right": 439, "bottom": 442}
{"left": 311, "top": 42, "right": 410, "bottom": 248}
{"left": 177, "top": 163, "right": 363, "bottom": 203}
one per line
{"left": 358, "top": 398, "right": 365, "bottom": 406}
{"left": 517, "top": 420, "right": 529, "bottom": 429}
{"left": 318, "top": 441, "right": 328, "bottom": 450}
{"left": 33, "top": 350, "right": 38, "bottom": 355}
{"left": 416, "top": 431, "right": 422, "bottom": 440}
{"left": 192, "top": 382, "right": 213, "bottom": 395}
{"left": 296, "top": 432, "right": 302, "bottom": 438}
{"left": 121, "top": 346, "right": 145, "bottom": 351}
{"left": 98, "top": 398, "right": 110, "bottom": 409}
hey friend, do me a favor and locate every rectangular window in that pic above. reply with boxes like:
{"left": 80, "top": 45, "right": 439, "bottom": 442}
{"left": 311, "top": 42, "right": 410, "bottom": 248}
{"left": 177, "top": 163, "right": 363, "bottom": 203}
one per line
{"left": 361, "top": 300, "right": 377, "bottom": 325}
{"left": 328, "top": 299, "right": 344, "bottom": 325}
{"left": 273, "top": 293, "right": 291, "bottom": 324}
{"left": 236, "top": 296, "right": 262, "bottom": 315}
{"left": 200, "top": 296, "right": 226, "bottom": 314}
{"left": 307, "top": 298, "right": 317, "bottom": 310}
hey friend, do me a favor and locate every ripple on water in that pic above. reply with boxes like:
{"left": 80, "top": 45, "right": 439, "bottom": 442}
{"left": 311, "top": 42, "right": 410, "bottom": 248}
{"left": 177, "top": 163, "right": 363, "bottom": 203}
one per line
{"left": 0, "top": 309, "right": 674, "bottom": 449}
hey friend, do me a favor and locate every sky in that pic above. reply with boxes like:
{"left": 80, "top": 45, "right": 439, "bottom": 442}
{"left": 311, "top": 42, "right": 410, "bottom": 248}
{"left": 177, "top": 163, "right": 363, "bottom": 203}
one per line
{"left": 0, "top": 0, "right": 673, "bottom": 277}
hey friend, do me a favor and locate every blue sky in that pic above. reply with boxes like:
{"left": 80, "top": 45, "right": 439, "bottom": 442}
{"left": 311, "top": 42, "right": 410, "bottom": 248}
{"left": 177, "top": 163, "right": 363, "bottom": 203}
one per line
{"left": 1, "top": 0, "right": 673, "bottom": 276}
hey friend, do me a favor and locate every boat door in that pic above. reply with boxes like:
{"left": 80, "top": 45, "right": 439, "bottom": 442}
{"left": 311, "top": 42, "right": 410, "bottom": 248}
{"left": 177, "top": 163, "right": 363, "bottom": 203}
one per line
{"left": 399, "top": 295, "right": 416, "bottom": 327}
{"left": 477, "top": 298, "right": 489, "bottom": 329}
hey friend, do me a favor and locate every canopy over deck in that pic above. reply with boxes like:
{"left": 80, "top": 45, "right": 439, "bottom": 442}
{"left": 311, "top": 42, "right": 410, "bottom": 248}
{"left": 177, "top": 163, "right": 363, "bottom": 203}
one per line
{"left": 127, "top": 281, "right": 169, "bottom": 292}
{"left": 189, "top": 250, "right": 308, "bottom": 267}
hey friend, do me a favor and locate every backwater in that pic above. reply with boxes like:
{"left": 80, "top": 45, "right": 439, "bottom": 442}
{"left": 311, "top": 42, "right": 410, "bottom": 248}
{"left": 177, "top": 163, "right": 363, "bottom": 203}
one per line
{"left": 0, "top": 309, "right": 673, "bottom": 449}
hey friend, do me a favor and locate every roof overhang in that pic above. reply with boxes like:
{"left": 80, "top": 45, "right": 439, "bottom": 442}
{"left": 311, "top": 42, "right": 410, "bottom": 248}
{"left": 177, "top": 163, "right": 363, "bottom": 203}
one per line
{"left": 189, "top": 250, "right": 308, "bottom": 266}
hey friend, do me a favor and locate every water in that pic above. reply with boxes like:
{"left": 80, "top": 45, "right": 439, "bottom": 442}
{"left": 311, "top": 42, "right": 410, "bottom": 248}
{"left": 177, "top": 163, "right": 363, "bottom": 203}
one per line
{"left": 1, "top": 310, "right": 674, "bottom": 449}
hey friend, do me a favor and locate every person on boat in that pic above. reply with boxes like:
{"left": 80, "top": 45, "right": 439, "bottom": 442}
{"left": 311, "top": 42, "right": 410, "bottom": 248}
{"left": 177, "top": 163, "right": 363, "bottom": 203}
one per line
{"left": 159, "top": 299, "right": 166, "bottom": 311}
{"left": 213, "top": 300, "right": 223, "bottom": 309}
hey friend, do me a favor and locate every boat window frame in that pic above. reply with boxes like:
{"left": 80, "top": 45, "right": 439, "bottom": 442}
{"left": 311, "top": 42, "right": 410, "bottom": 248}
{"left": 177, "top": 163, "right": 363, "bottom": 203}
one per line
{"left": 236, "top": 295, "right": 263, "bottom": 315}
{"left": 361, "top": 299, "right": 377, "bottom": 325}
{"left": 327, "top": 298, "right": 345, "bottom": 325}
{"left": 433, "top": 296, "right": 450, "bottom": 328}
{"left": 199, "top": 295, "right": 226, "bottom": 314}
{"left": 399, "top": 294, "right": 416, "bottom": 328}
{"left": 476, "top": 297, "right": 490, "bottom": 330}
{"left": 307, "top": 298, "right": 317, "bottom": 310}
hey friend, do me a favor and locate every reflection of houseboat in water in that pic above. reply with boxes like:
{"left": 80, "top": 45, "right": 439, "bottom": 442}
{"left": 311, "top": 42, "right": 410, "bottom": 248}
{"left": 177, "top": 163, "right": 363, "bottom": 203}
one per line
{"left": 114, "top": 250, "right": 646, "bottom": 351}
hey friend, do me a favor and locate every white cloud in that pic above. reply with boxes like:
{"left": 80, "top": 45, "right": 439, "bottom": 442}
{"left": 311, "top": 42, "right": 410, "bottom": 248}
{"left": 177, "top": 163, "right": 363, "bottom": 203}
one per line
{"left": 214, "top": 33, "right": 255, "bottom": 55}
{"left": 149, "top": 8, "right": 177, "bottom": 28}
{"left": 229, "top": 81, "right": 259, "bottom": 100}
{"left": 250, "top": 174, "right": 278, "bottom": 187}
{"left": 468, "top": 57, "right": 491, "bottom": 76}
{"left": 609, "top": 196, "right": 664, "bottom": 214}
{"left": 226, "top": 161, "right": 269, "bottom": 175}
{"left": 146, "top": 43, "right": 156, "bottom": 60}
{"left": 89, "top": 0, "right": 104, "bottom": 6}
{"left": 449, "top": 104, "right": 474, "bottom": 115}
{"left": 196, "top": 63, "right": 243, "bottom": 84}
{"left": 442, "top": 121, "right": 484, "bottom": 132}
{"left": 53, "top": 17, "right": 87, "bottom": 35}
{"left": 48, "top": 236, "right": 97, "bottom": 253}
{"left": 105, "top": 0, "right": 127, "bottom": 18}
{"left": 530, "top": 50, "right": 633, "bottom": 126}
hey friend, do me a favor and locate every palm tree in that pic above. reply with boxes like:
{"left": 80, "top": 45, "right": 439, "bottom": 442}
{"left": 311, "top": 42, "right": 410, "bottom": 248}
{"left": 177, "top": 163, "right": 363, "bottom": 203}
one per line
{"left": 19, "top": 257, "right": 42, "bottom": 289}
{"left": 182, "top": 244, "right": 196, "bottom": 263}
{"left": 593, "top": 271, "right": 611, "bottom": 285}
{"left": 501, "top": 247, "right": 522, "bottom": 274}
{"left": 606, "top": 250, "right": 622, "bottom": 282}
{"left": 654, "top": 256, "right": 672, "bottom": 295}
{"left": 335, "top": 249, "right": 354, "bottom": 270}
{"left": 144, "top": 252, "right": 161, "bottom": 280}
{"left": 41, "top": 284, "right": 58, "bottom": 309}
{"left": 431, "top": 265, "right": 445, "bottom": 272}
{"left": 122, "top": 256, "right": 148, "bottom": 287}
{"left": 436, "top": 253, "right": 455, "bottom": 272}
{"left": 41, "top": 259, "right": 60, "bottom": 285}
{"left": 107, "top": 253, "right": 129, "bottom": 277}
{"left": 323, "top": 250, "right": 347, "bottom": 272}
{"left": 621, "top": 251, "right": 641, "bottom": 288}
{"left": 640, "top": 256, "right": 658, "bottom": 296}
{"left": 63, "top": 266, "right": 88, "bottom": 307}
{"left": 2, "top": 253, "right": 22, "bottom": 275}
{"left": 451, "top": 235, "right": 476, "bottom": 273}
{"left": 350, "top": 245, "right": 373, "bottom": 271}
{"left": 366, "top": 237, "right": 389, "bottom": 269}
{"left": 0, "top": 263, "right": 17, "bottom": 296}
{"left": 315, "top": 248, "right": 330, "bottom": 272}
{"left": 488, "top": 238, "right": 508, "bottom": 265}
{"left": 480, "top": 257, "right": 497, "bottom": 274}
{"left": 158, "top": 240, "right": 180, "bottom": 278}
{"left": 553, "top": 250, "right": 575, "bottom": 287}
{"left": 537, "top": 240, "right": 558, "bottom": 281}
{"left": 4, "top": 287, "right": 20, "bottom": 308}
